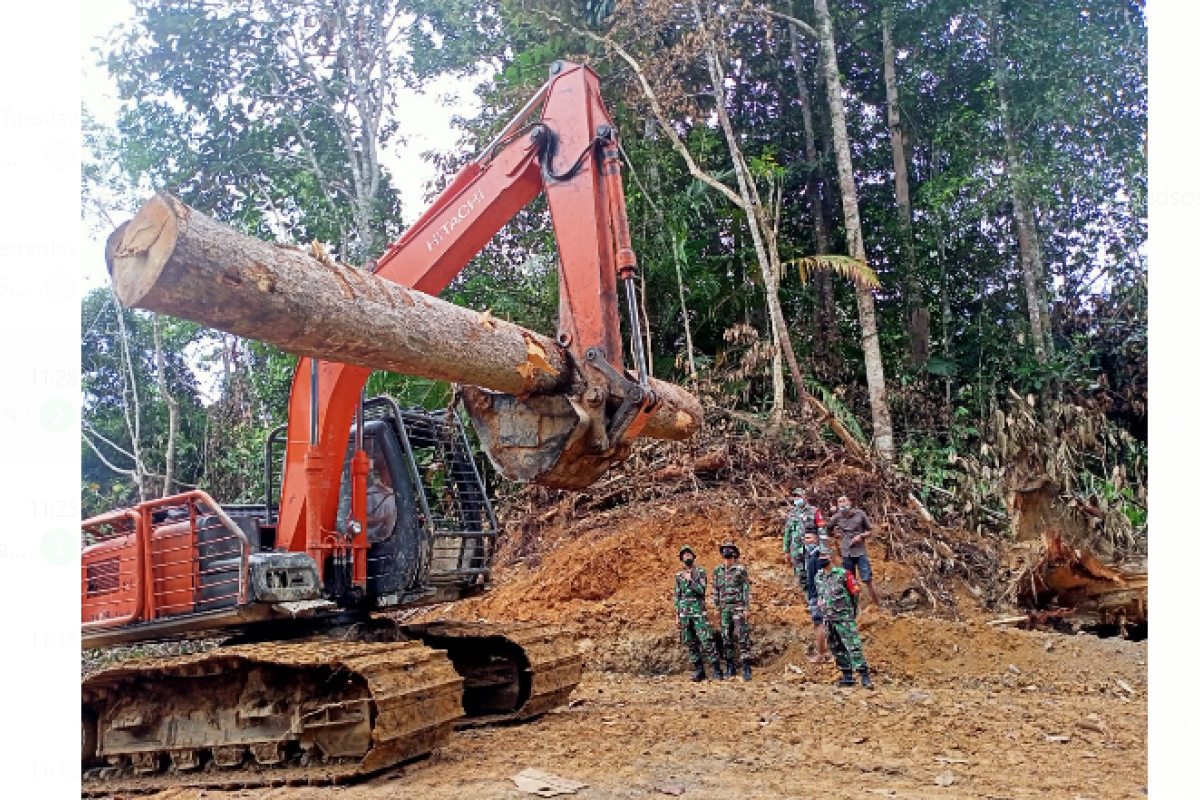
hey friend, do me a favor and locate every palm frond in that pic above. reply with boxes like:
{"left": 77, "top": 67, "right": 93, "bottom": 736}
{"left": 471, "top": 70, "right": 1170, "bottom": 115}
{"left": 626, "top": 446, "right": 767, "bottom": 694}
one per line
{"left": 782, "top": 255, "right": 881, "bottom": 290}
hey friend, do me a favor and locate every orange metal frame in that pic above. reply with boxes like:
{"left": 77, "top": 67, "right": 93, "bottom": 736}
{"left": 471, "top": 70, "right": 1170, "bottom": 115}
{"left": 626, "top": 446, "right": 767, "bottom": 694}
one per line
{"left": 275, "top": 63, "right": 639, "bottom": 582}
{"left": 81, "top": 491, "right": 249, "bottom": 629}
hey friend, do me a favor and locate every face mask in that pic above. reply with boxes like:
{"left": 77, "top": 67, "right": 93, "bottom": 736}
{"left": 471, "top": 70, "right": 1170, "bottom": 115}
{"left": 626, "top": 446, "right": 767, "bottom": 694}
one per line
{"left": 793, "top": 498, "right": 804, "bottom": 507}
{"left": 839, "top": 504, "right": 850, "bottom": 512}
{"left": 721, "top": 550, "right": 734, "bottom": 559}
{"left": 683, "top": 556, "right": 695, "bottom": 567}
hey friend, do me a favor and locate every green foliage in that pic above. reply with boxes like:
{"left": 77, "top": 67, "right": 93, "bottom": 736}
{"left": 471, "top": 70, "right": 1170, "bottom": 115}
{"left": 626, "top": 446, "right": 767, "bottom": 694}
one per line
{"left": 804, "top": 378, "right": 868, "bottom": 448}
{"left": 82, "top": 0, "right": 1148, "bottom": 531}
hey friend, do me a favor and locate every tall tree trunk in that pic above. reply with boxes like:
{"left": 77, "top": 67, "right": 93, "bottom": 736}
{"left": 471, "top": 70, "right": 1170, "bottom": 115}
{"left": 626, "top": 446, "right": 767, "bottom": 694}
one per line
{"left": 691, "top": 0, "right": 806, "bottom": 416}
{"left": 670, "top": 231, "right": 699, "bottom": 381}
{"left": 112, "top": 296, "right": 148, "bottom": 501}
{"left": 987, "top": 0, "right": 1048, "bottom": 362}
{"left": 813, "top": 0, "right": 896, "bottom": 463}
{"left": 152, "top": 315, "right": 179, "bottom": 496}
{"left": 647, "top": 117, "right": 696, "bottom": 380}
{"left": 789, "top": 21, "right": 837, "bottom": 373}
{"left": 814, "top": 75, "right": 842, "bottom": 379}
{"left": 930, "top": 141, "right": 954, "bottom": 405}
{"left": 882, "top": 7, "right": 929, "bottom": 371}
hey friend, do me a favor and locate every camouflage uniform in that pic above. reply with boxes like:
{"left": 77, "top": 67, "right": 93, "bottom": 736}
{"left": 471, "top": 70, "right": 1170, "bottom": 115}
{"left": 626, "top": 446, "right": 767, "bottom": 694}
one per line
{"left": 712, "top": 563, "right": 752, "bottom": 666}
{"left": 814, "top": 565, "right": 868, "bottom": 674}
{"left": 674, "top": 565, "right": 721, "bottom": 673}
{"left": 782, "top": 503, "right": 825, "bottom": 590}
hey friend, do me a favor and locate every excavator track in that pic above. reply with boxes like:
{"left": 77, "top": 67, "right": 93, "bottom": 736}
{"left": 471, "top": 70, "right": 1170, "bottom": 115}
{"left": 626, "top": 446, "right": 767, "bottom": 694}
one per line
{"left": 80, "top": 622, "right": 582, "bottom": 794}
{"left": 81, "top": 640, "right": 464, "bottom": 795}
{"left": 402, "top": 622, "right": 584, "bottom": 725}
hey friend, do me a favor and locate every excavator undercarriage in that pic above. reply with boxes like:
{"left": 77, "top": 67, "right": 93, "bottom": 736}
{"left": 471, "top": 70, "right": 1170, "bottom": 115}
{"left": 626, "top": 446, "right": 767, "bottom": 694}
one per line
{"left": 82, "top": 622, "right": 581, "bottom": 794}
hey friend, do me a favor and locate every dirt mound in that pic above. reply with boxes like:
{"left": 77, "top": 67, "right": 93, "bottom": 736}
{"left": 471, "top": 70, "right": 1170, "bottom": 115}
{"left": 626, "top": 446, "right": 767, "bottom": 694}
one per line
{"left": 420, "top": 495, "right": 920, "bottom": 633}
{"left": 413, "top": 483, "right": 1145, "bottom": 694}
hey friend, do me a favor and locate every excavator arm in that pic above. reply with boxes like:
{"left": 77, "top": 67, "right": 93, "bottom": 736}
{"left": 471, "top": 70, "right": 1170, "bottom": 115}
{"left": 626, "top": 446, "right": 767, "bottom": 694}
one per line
{"left": 275, "top": 61, "right": 669, "bottom": 582}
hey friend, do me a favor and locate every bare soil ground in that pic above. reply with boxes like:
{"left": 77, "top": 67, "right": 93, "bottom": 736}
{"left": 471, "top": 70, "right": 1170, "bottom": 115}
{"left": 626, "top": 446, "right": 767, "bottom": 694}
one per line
{"left": 137, "top": 621, "right": 1146, "bottom": 800}
{"left": 121, "top": 498, "right": 1147, "bottom": 799}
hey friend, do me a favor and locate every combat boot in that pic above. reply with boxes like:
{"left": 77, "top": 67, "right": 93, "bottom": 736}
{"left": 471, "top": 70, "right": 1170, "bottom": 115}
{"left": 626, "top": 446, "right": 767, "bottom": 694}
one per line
{"left": 742, "top": 663, "right": 752, "bottom": 681}
{"left": 858, "top": 667, "right": 874, "bottom": 689}
{"left": 690, "top": 665, "right": 706, "bottom": 682}
{"left": 837, "top": 670, "right": 856, "bottom": 687}
{"left": 712, "top": 662, "right": 726, "bottom": 680}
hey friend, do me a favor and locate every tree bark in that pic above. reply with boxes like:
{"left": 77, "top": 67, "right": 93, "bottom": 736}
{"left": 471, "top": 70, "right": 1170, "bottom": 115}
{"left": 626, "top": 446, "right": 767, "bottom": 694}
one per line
{"left": 106, "top": 193, "right": 700, "bottom": 442}
{"left": 987, "top": 0, "right": 1048, "bottom": 362}
{"left": 110, "top": 293, "right": 148, "bottom": 501}
{"left": 151, "top": 315, "right": 179, "bottom": 496}
{"left": 882, "top": 7, "right": 930, "bottom": 370}
{"left": 670, "top": 230, "right": 699, "bottom": 381}
{"left": 789, "top": 22, "right": 837, "bottom": 370}
{"left": 814, "top": 74, "right": 842, "bottom": 379}
{"left": 813, "top": 0, "right": 896, "bottom": 463}
{"left": 931, "top": 140, "right": 954, "bottom": 404}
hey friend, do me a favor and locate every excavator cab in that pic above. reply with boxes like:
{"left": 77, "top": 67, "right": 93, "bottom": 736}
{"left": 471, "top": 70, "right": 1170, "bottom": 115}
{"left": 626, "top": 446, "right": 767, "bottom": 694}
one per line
{"left": 328, "top": 397, "right": 499, "bottom": 607}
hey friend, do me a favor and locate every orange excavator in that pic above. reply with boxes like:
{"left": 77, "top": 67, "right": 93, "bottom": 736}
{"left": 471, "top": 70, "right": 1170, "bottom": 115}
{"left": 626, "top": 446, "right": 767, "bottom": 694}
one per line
{"left": 81, "top": 61, "right": 702, "bottom": 792}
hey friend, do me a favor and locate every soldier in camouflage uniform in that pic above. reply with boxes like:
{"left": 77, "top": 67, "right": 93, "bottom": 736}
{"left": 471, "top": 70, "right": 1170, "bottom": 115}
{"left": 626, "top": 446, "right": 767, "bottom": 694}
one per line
{"left": 673, "top": 545, "right": 725, "bottom": 681}
{"left": 782, "top": 488, "right": 826, "bottom": 591}
{"left": 814, "top": 553, "right": 873, "bottom": 688}
{"left": 712, "top": 541, "right": 753, "bottom": 681}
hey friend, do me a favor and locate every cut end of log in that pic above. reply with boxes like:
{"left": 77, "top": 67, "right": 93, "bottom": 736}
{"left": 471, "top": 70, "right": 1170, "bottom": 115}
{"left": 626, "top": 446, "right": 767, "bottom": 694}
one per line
{"left": 643, "top": 379, "right": 703, "bottom": 441}
{"left": 107, "top": 192, "right": 184, "bottom": 308}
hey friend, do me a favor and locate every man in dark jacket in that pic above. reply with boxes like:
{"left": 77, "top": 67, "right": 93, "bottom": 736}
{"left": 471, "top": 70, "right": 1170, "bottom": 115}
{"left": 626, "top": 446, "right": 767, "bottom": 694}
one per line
{"left": 827, "top": 494, "right": 882, "bottom": 609}
{"left": 802, "top": 531, "right": 831, "bottom": 663}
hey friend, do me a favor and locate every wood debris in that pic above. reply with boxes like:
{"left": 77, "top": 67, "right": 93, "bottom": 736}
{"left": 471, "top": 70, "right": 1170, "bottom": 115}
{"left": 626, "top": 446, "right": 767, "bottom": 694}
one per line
{"left": 511, "top": 768, "right": 588, "bottom": 797}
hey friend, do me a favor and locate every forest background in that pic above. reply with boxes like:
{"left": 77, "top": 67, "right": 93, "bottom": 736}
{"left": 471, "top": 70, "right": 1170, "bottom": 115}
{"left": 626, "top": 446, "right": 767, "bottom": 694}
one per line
{"left": 79, "top": 0, "right": 1147, "bottom": 561}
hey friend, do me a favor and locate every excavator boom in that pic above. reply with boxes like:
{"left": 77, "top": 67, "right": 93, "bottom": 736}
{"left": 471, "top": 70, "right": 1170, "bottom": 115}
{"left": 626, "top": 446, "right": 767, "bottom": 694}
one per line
{"left": 105, "top": 61, "right": 702, "bottom": 583}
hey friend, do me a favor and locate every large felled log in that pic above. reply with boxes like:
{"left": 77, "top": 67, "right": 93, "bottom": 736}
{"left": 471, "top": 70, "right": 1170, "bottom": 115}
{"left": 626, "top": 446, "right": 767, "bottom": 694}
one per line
{"left": 106, "top": 193, "right": 700, "bottom": 442}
